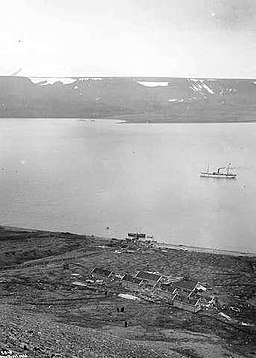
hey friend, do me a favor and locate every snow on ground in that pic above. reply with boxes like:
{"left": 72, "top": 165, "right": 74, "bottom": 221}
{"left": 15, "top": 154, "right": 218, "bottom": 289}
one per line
{"left": 137, "top": 81, "right": 169, "bottom": 87}
{"left": 72, "top": 281, "right": 87, "bottom": 287}
{"left": 219, "top": 312, "right": 232, "bottom": 321}
{"left": 118, "top": 293, "right": 140, "bottom": 300}
{"left": 168, "top": 98, "right": 185, "bottom": 103}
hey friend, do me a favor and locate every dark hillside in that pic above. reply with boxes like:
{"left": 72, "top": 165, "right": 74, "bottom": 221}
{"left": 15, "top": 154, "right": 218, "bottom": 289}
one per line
{"left": 1, "top": 76, "right": 256, "bottom": 122}
{"left": 0, "top": 227, "right": 255, "bottom": 357}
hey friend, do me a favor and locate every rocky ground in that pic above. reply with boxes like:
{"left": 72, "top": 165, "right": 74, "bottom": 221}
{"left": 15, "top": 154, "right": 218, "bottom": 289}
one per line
{"left": 0, "top": 226, "right": 255, "bottom": 358}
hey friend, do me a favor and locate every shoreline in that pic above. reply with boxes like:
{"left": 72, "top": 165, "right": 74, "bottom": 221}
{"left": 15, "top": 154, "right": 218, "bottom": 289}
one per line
{"left": 2, "top": 225, "right": 255, "bottom": 258}
{"left": 106, "top": 113, "right": 256, "bottom": 124}
{"left": 1, "top": 116, "right": 256, "bottom": 124}
{"left": 157, "top": 242, "right": 256, "bottom": 257}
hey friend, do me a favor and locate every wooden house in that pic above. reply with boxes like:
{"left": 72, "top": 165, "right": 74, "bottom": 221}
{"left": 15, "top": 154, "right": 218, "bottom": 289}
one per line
{"left": 91, "top": 267, "right": 114, "bottom": 280}
{"left": 172, "top": 292, "right": 202, "bottom": 313}
{"left": 156, "top": 283, "right": 176, "bottom": 301}
{"left": 172, "top": 279, "right": 203, "bottom": 297}
{"left": 135, "top": 270, "right": 162, "bottom": 288}
{"left": 121, "top": 274, "right": 143, "bottom": 291}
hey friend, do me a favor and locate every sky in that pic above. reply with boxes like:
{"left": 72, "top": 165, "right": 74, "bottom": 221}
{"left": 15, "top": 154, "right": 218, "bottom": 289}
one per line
{"left": 0, "top": 0, "right": 256, "bottom": 78}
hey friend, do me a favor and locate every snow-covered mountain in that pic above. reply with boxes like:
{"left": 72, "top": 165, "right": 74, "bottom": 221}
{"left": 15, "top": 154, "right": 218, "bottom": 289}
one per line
{"left": 0, "top": 76, "right": 256, "bottom": 122}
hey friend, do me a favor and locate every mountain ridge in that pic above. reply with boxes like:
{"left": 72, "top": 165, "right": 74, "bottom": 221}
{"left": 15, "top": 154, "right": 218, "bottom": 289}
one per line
{"left": 0, "top": 76, "right": 256, "bottom": 122}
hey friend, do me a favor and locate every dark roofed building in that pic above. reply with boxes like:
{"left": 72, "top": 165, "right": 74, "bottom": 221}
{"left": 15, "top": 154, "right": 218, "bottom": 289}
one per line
{"left": 172, "top": 279, "right": 199, "bottom": 296}
{"left": 91, "top": 267, "right": 113, "bottom": 279}
{"left": 172, "top": 291, "right": 201, "bottom": 313}
{"left": 135, "top": 270, "right": 162, "bottom": 287}
{"left": 156, "top": 283, "right": 176, "bottom": 301}
{"left": 199, "top": 292, "right": 215, "bottom": 307}
{"left": 121, "top": 274, "right": 143, "bottom": 291}
{"left": 159, "top": 283, "right": 175, "bottom": 293}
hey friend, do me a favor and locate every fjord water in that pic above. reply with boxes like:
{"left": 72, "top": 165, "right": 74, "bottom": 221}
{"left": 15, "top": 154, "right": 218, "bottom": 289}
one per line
{"left": 1, "top": 119, "right": 256, "bottom": 253}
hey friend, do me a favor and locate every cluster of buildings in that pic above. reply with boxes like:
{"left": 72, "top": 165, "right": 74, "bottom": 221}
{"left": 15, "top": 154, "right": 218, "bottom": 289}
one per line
{"left": 90, "top": 267, "right": 214, "bottom": 313}
{"left": 109, "top": 233, "right": 157, "bottom": 250}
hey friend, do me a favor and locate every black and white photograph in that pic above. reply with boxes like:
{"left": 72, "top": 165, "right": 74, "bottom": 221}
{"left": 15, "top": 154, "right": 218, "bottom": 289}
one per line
{"left": 0, "top": 0, "right": 255, "bottom": 357}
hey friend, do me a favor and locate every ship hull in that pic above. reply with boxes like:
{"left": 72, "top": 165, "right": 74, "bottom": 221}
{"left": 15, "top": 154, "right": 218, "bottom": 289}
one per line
{"left": 200, "top": 172, "right": 236, "bottom": 179}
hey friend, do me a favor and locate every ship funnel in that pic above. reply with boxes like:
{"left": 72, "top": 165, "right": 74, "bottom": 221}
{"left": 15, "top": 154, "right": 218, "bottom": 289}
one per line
{"left": 217, "top": 167, "right": 225, "bottom": 173}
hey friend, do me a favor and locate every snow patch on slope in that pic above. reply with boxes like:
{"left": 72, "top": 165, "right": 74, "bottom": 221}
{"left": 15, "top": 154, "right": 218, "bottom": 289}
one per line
{"left": 30, "top": 77, "right": 103, "bottom": 86}
{"left": 168, "top": 98, "right": 184, "bottom": 103}
{"left": 188, "top": 79, "right": 202, "bottom": 93}
{"left": 30, "top": 77, "right": 76, "bottom": 85}
{"left": 201, "top": 82, "right": 214, "bottom": 94}
{"left": 137, "top": 81, "right": 169, "bottom": 87}
{"left": 188, "top": 79, "right": 214, "bottom": 95}
{"left": 220, "top": 88, "right": 237, "bottom": 95}
{"left": 76, "top": 78, "right": 103, "bottom": 82}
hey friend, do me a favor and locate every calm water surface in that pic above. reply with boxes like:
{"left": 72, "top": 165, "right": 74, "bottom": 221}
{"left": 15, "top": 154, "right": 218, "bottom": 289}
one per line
{"left": 0, "top": 119, "right": 256, "bottom": 253}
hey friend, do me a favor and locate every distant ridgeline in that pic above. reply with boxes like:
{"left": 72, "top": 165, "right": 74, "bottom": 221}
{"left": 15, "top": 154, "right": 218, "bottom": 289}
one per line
{"left": 0, "top": 76, "right": 256, "bottom": 122}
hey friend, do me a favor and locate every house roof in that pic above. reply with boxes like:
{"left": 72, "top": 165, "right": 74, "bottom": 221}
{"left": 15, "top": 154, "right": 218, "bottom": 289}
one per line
{"left": 196, "top": 282, "right": 210, "bottom": 290}
{"left": 173, "top": 279, "right": 198, "bottom": 291}
{"left": 128, "top": 232, "right": 146, "bottom": 238}
{"left": 199, "top": 291, "right": 214, "bottom": 300}
{"left": 159, "top": 283, "right": 175, "bottom": 292}
{"left": 91, "top": 267, "right": 112, "bottom": 277}
{"left": 122, "top": 274, "right": 142, "bottom": 285}
{"left": 136, "top": 270, "right": 162, "bottom": 282}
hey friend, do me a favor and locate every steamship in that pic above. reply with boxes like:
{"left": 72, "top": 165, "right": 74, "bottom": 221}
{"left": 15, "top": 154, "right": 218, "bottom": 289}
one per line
{"left": 200, "top": 163, "right": 237, "bottom": 179}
